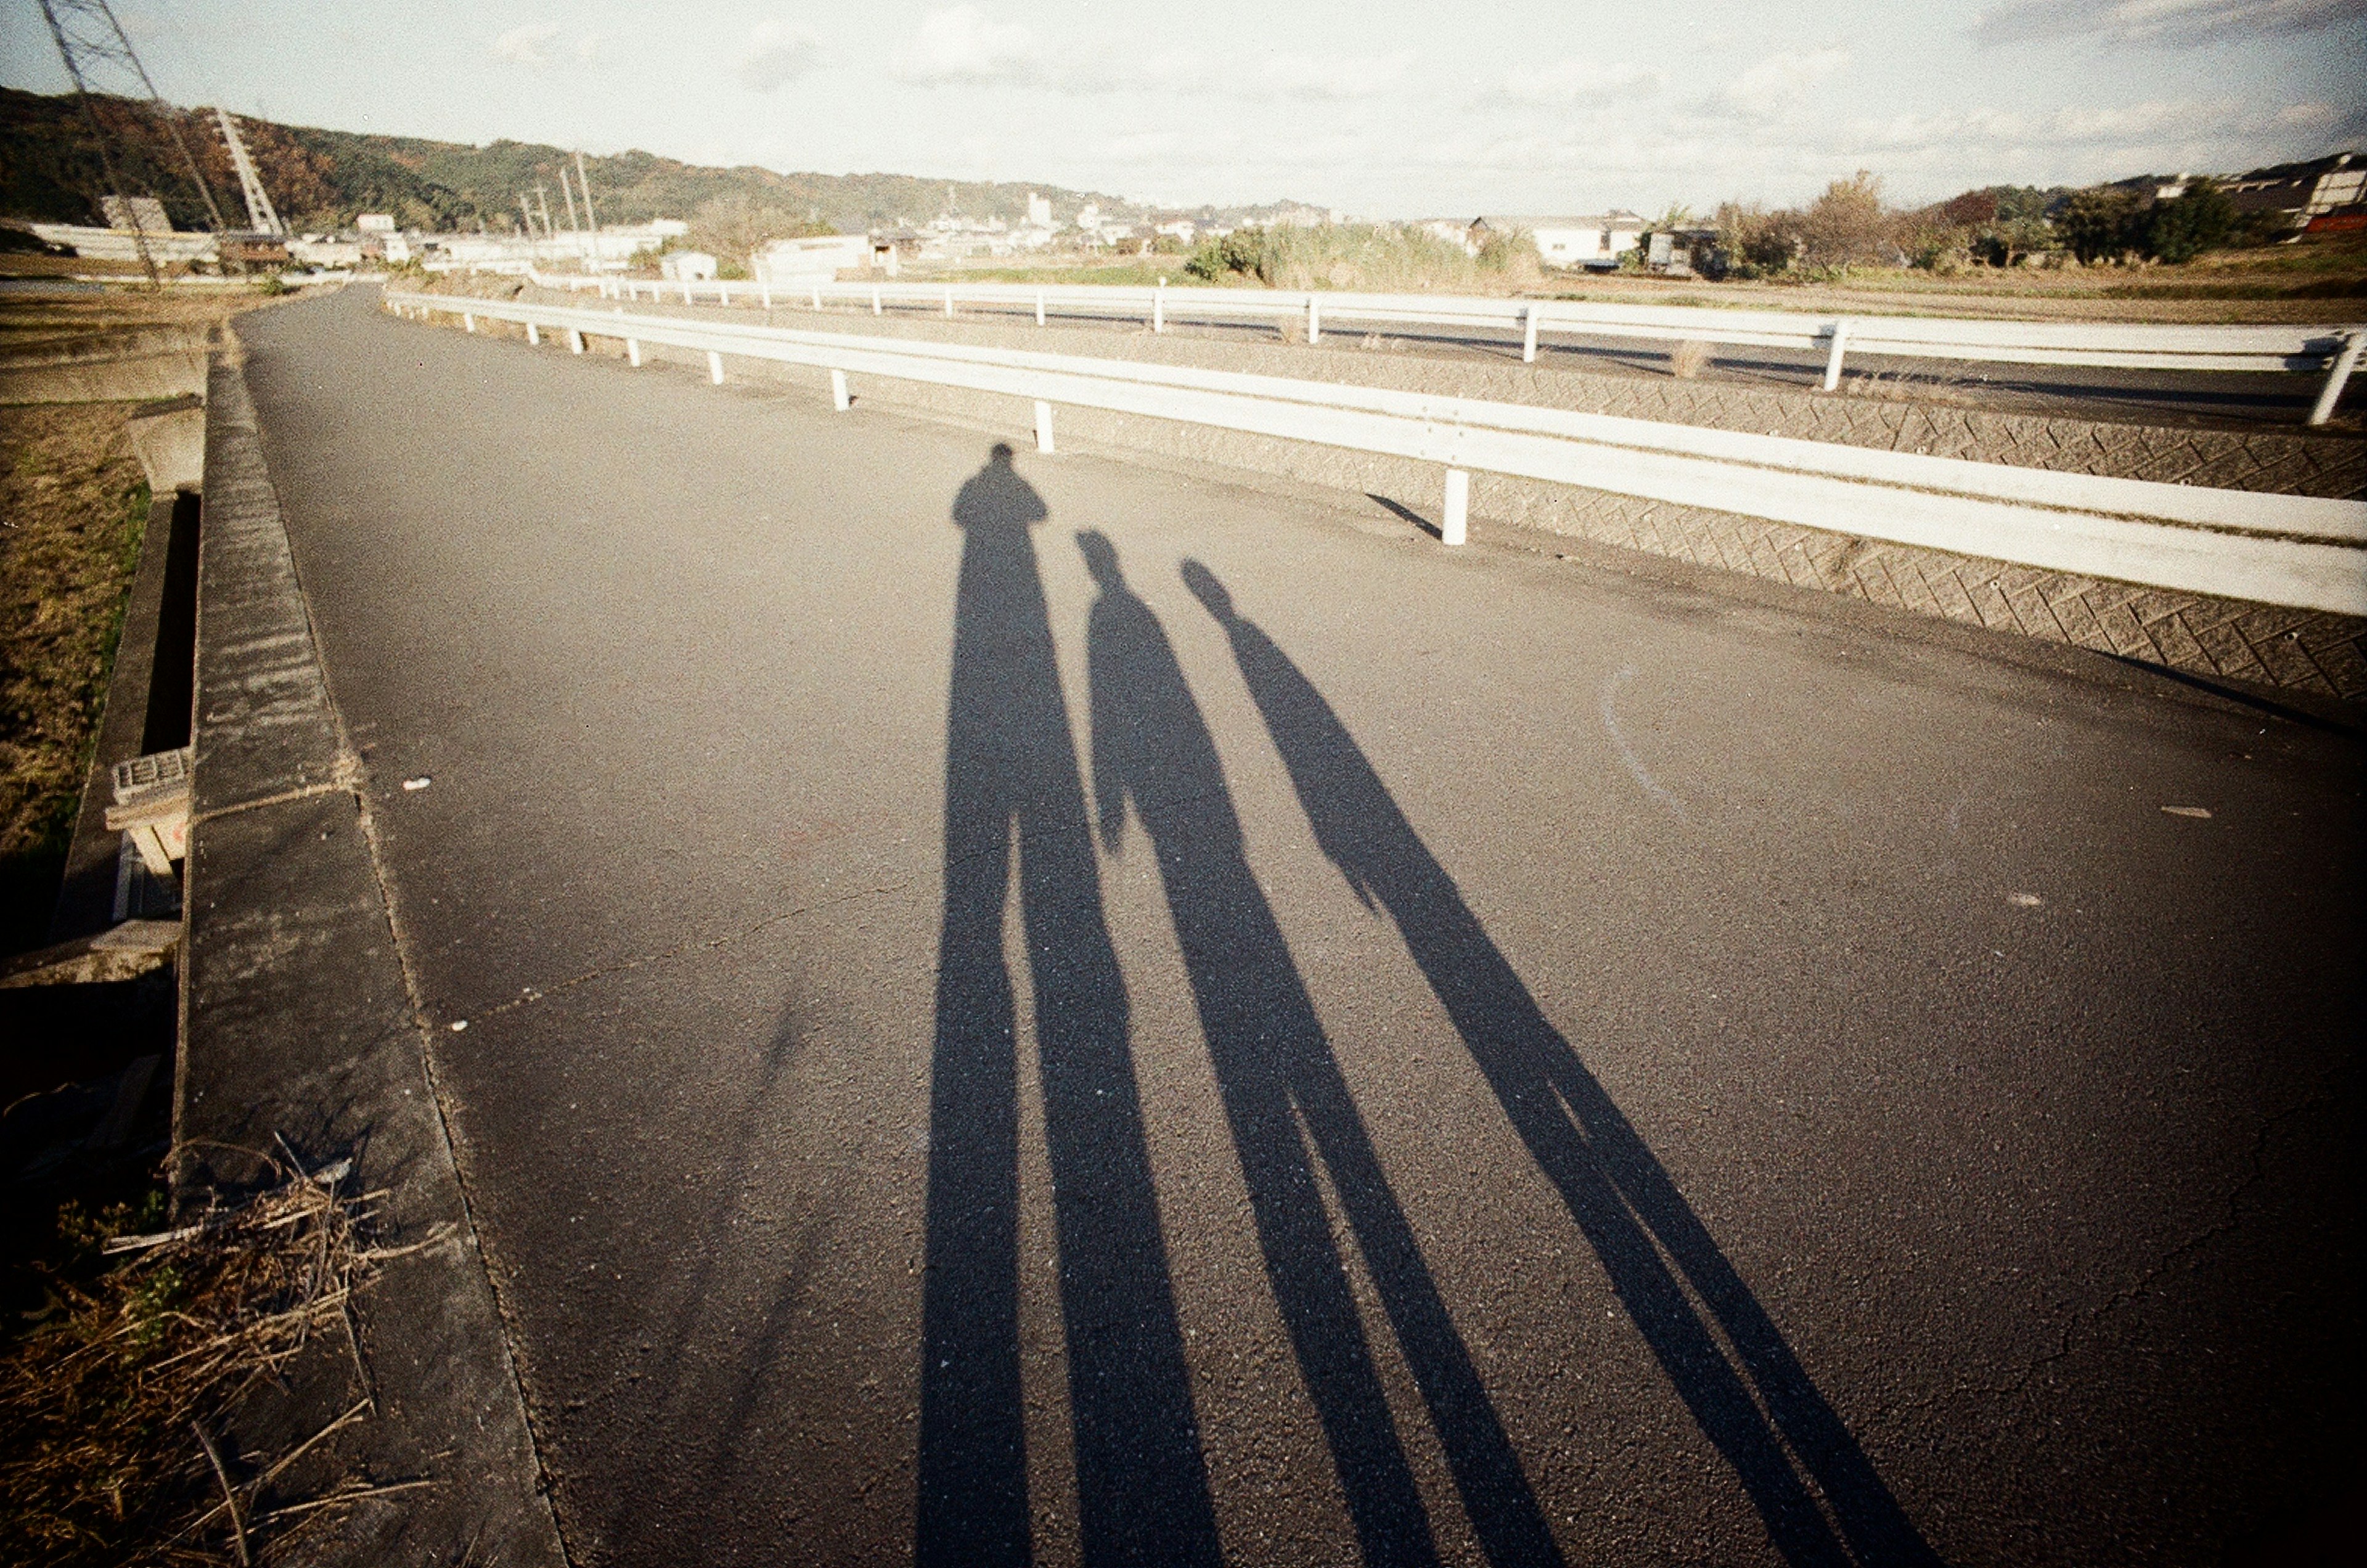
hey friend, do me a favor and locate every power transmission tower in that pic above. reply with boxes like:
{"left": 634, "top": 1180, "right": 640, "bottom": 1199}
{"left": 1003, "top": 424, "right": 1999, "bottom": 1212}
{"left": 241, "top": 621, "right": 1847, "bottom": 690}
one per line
{"left": 214, "top": 108, "right": 283, "bottom": 234}
{"left": 36, "top": 0, "right": 227, "bottom": 240}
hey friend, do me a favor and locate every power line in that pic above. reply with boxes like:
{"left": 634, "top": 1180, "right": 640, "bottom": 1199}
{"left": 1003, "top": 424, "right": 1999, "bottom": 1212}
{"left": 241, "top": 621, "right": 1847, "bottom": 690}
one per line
{"left": 36, "top": 0, "right": 227, "bottom": 234}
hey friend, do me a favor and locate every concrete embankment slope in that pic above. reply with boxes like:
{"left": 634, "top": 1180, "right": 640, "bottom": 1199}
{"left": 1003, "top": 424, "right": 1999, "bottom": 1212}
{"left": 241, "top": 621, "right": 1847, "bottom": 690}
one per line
{"left": 482, "top": 281, "right": 2367, "bottom": 700}
{"left": 174, "top": 354, "right": 562, "bottom": 1562}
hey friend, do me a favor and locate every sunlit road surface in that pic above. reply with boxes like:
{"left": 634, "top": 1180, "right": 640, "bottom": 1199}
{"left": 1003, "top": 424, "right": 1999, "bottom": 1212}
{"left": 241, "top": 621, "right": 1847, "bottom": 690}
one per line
{"left": 237, "top": 287, "right": 2358, "bottom": 1566}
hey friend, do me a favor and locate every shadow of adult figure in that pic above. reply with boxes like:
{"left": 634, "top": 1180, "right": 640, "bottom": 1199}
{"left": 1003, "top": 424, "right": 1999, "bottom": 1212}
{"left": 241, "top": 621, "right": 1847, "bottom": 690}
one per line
{"left": 1182, "top": 560, "right": 1940, "bottom": 1568}
{"left": 1080, "top": 531, "right": 1563, "bottom": 1568}
{"left": 918, "top": 447, "right": 1219, "bottom": 1567}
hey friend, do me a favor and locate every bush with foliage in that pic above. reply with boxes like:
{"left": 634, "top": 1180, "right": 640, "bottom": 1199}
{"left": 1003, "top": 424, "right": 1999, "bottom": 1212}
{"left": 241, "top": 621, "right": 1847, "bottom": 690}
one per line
{"left": 1179, "top": 222, "right": 1534, "bottom": 292}
{"left": 2140, "top": 178, "right": 2236, "bottom": 263}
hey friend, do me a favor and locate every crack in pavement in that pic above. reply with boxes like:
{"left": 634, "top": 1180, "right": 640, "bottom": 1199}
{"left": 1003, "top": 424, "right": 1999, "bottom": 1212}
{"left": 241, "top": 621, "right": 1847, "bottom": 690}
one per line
{"left": 1884, "top": 1068, "right": 2347, "bottom": 1431}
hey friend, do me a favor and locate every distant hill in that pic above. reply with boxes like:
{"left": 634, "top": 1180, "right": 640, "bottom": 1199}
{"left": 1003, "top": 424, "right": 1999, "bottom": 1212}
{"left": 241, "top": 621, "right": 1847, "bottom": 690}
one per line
{"left": 0, "top": 88, "right": 1198, "bottom": 235}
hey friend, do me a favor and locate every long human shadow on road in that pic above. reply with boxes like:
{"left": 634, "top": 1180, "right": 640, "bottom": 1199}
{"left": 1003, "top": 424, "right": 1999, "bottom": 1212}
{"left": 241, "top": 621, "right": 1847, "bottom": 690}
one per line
{"left": 1182, "top": 560, "right": 1940, "bottom": 1568}
{"left": 918, "top": 446, "right": 1220, "bottom": 1567}
{"left": 1080, "top": 531, "right": 1561, "bottom": 1568}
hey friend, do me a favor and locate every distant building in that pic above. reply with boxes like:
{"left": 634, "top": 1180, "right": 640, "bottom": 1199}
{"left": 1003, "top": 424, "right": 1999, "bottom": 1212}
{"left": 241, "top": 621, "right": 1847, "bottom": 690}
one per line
{"left": 100, "top": 195, "right": 171, "bottom": 232}
{"left": 1471, "top": 212, "right": 1647, "bottom": 269}
{"left": 868, "top": 229, "right": 922, "bottom": 276}
{"left": 660, "top": 250, "right": 718, "bottom": 282}
{"left": 357, "top": 213, "right": 397, "bottom": 234}
{"left": 1027, "top": 192, "right": 1053, "bottom": 228}
{"left": 755, "top": 234, "right": 868, "bottom": 284}
{"left": 2225, "top": 151, "right": 2365, "bottom": 234}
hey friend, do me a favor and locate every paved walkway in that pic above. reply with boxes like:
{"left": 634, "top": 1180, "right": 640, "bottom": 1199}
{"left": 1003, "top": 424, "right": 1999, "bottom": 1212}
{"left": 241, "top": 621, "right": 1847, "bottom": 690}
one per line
{"left": 234, "top": 287, "right": 2360, "bottom": 1566}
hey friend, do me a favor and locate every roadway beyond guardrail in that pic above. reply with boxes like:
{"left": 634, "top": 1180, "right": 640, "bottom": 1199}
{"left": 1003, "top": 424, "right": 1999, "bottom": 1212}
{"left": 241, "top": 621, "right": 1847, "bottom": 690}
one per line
{"left": 385, "top": 288, "right": 2367, "bottom": 618}
{"left": 517, "top": 266, "right": 2366, "bottom": 425}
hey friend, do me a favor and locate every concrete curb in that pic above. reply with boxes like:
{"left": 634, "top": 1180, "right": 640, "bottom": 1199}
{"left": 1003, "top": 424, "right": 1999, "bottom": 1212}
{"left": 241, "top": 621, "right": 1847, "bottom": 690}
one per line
{"left": 174, "top": 353, "right": 565, "bottom": 1564}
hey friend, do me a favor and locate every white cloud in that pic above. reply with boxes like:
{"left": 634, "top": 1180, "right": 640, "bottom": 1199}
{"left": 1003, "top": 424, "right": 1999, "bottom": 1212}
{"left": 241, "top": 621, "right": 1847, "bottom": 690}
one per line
{"left": 1974, "top": 0, "right": 2367, "bottom": 47}
{"left": 1723, "top": 47, "right": 1851, "bottom": 109}
{"left": 1503, "top": 59, "right": 1661, "bottom": 104}
{"left": 2276, "top": 100, "right": 2339, "bottom": 126}
{"left": 741, "top": 22, "right": 820, "bottom": 92}
{"left": 897, "top": 6, "right": 1041, "bottom": 86}
{"left": 1261, "top": 50, "right": 1415, "bottom": 100}
{"left": 492, "top": 22, "right": 562, "bottom": 67}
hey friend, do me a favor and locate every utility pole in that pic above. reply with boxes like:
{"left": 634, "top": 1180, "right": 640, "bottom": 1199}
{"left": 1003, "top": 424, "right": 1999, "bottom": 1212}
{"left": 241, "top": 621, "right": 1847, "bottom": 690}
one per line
{"left": 36, "top": 0, "right": 237, "bottom": 285}
{"left": 37, "top": 0, "right": 226, "bottom": 233}
{"left": 574, "top": 150, "right": 601, "bottom": 259}
{"left": 558, "top": 163, "right": 581, "bottom": 238}
{"left": 519, "top": 193, "right": 537, "bottom": 240}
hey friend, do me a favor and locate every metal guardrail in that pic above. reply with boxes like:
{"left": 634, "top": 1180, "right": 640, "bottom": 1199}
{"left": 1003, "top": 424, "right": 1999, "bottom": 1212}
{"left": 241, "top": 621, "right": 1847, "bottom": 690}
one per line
{"left": 386, "top": 288, "right": 2367, "bottom": 616}
{"left": 517, "top": 266, "right": 2366, "bottom": 425}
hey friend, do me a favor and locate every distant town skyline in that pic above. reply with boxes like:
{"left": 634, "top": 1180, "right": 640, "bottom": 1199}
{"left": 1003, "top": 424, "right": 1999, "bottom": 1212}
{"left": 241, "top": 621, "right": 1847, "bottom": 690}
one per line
{"left": 4, "top": 0, "right": 2362, "bottom": 218}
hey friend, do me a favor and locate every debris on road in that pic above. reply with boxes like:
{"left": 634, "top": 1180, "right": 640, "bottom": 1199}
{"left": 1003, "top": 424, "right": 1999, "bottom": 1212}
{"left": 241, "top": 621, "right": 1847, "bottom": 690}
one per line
{"left": 2162, "top": 805, "right": 2214, "bottom": 819}
{"left": 401, "top": 777, "right": 431, "bottom": 792}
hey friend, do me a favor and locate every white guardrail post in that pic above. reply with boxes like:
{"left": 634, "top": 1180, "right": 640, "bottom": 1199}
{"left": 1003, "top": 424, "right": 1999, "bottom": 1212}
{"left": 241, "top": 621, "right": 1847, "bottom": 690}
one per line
{"left": 832, "top": 369, "right": 850, "bottom": 410}
{"left": 1037, "top": 290, "right": 1047, "bottom": 327}
{"left": 944, "top": 287, "right": 954, "bottom": 319}
{"left": 1823, "top": 321, "right": 1851, "bottom": 391}
{"left": 1153, "top": 279, "right": 1166, "bottom": 334}
{"left": 388, "top": 290, "right": 2367, "bottom": 614}
{"left": 1035, "top": 400, "right": 1055, "bottom": 454}
{"left": 567, "top": 327, "right": 584, "bottom": 354}
{"left": 873, "top": 287, "right": 883, "bottom": 316}
{"left": 2312, "top": 331, "right": 2361, "bottom": 427}
{"left": 1523, "top": 305, "right": 1539, "bottom": 365}
{"left": 526, "top": 321, "right": 539, "bottom": 346}
{"left": 1308, "top": 296, "right": 1321, "bottom": 345}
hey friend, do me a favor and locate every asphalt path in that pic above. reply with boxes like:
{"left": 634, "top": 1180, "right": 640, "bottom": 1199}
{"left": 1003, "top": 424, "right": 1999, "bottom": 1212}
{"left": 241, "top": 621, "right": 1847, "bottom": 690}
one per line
{"left": 836, "top": 298, "right": 2347, "bottom": 430}
{"left": 237, "top": 285, "right": 2360, "bottom": 1566}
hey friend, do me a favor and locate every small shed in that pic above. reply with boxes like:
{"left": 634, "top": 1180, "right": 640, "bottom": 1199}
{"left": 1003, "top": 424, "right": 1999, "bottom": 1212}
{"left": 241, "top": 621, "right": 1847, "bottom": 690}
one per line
{"left": 1471, "top": 213, "right": 1647, "bottom": 270}
{"left": 867, "top": 229, "right": 922, "bottom": 277}
{"left": 756, "top": 234, "right": 868, "bottom": 285}
{"left": 660, "top": 250, "right": 718, "bottom": 282}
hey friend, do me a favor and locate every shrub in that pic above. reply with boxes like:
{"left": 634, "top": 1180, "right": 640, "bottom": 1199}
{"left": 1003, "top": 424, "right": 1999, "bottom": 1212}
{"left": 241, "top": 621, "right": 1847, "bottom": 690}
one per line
{"left": 1798, "top": 170, "right": 1892, "bottom": 269}
{"left": 2057, "top": 186, "right": 2146, "bottom": 264}
{"left": 1715, "top": 201, "right": 1802, "bottom": 278}
{"left": 2141, "top": 178, "right": 2236, "bottom": 264}
{"left": 1180, "top": 223, "right": 1520, "bottom": 292}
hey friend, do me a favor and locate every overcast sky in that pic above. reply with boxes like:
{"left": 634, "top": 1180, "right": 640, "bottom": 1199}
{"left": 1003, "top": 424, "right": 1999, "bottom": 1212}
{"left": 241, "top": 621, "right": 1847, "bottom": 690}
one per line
{"left": 6, "top": 1, "right": 2363, "bottom": 215}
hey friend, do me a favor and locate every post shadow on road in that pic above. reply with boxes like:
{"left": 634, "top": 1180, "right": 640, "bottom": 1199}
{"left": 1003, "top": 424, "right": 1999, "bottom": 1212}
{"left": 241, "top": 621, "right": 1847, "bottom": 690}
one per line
{"left": 1079, "top": 530, "right": 1561, "bottom": 1568}
{"left": 918, "top": 446, "right": 1220, "bottom": 1567}
{"left": 1181, "top": 559, "right": 1942, "bottom": 1568}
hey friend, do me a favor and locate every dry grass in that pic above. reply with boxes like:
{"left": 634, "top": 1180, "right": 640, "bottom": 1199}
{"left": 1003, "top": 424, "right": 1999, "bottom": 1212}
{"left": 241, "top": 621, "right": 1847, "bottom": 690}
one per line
{"left": 1, "top": 402, "right": 147, "bottom": 956}
{"left": 1552, "top": 232, "right": 2367, "bottom": 325}
{"left": 0, "top": 1153, "right": 391, "bottom": 1567}
{"left": 0, "top": 285, "right": 303, "bottom": 356}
